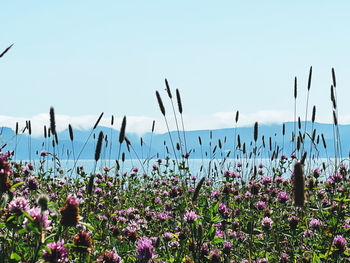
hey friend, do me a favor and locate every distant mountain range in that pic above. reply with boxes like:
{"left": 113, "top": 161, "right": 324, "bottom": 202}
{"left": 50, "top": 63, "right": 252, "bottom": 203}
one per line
{"left": 0, "top": 121, "right": 348, "bottom": 160}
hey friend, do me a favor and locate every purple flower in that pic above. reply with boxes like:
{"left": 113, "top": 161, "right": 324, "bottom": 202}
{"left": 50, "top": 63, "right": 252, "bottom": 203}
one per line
{"left": 40, "top": 150, "right": 48, "bottom": 157}
{"left": 277, "top": 191, "right": 290, "bottom": 204}
{"left": 280, "top": 154, "right": 287, "bottom": 160}
{"left": 309, "top": 218, "right": 322, "bottom": 229}
{"left": 333, "top": 235, "right": 347, "bottom": 252}
{"left": 218, "top": 203, "right": 227, "bottom": 215}
{"left": 312, "top": 168, "right": 321, "bottom": 178}
{"left": 261, "top": 217, "right": 273, "bottom": 230}
{"left": 170, "top": 240, "right": 179, "bottom": 248}
{"left": 222, "top": 241, "right": 233, "bottom": 254}
{"left": 8, "top": 197, "right": 29, "bottom": 215}
{"left": 280, "top": 253, "right": 289, "bottom": 263}
{"left": 257, "top": 201, "right": 267, "bottom": 210}
{"left": 244, "top": 191, "right": 252, "bottom": 199}
{"left": 22, "top": 166, "right": 31, "bottom": 176}
{"left": 136, "top": 237, "right": 157, "bottom": 260}
{"left": 24, "top": 207, "right": 51, "bottom": 230}
{"left": 257, "top": 258, "right": 268, "bottom": 263}
{"left": 184, "top": 211, "right": 199, "bottom": 223}
{"left": 262, "top": 176, "right": 272, "bottom": 185}
{"left": 218, "top": 203, "right": 231, "bottom": 219}
{"left": 171, "top": 177, "right": 179, "bottom": 185}
{"left": 163, "top": 232, "right": 173, "bottom": 241}
{"left": 275, "top": 176, "right": 283, "bottom": 184}
{"left": 303, "top": 229, "right": 314, "bottom": 238}
{"left": 208, "top": 249, "right": 221, "bottom": 262}
{"left": 27, "top": 176, "right": 39, "bottom": 191}
{"left": 42, "top": 240, "right": 68, "bottom": 262}
{"left": 330, "top": 172, "right": 343, "bottom": 183}
{"left": 97, "top": 250, "right": 122, "bottom": 263}
{"left": 157, "top": 212, "right": 168, "bottom": 222}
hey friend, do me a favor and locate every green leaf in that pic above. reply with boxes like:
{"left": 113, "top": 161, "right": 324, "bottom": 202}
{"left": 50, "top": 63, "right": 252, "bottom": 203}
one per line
{"left": 211, "top": 215, "right": 220, "bottom": 223}
{"left": 10, "top": 182, "right": 23, "bottom": 191}
{"left": 6, "top": 215, "right": 15, "bottom": 222}
{"left": 79, "top": 222, "right": 94, "bottom": 231}
{"left": 23, "top": 211, "right": 34, "bottom": 222}
{"left": 10, "top": 252, "right": 21, "bottom": 261}
{"left": 17, "top": 228, "right": 28, "bottom": 235}
{"left": 213, "top": 237, "right": 224, "bottom": 243}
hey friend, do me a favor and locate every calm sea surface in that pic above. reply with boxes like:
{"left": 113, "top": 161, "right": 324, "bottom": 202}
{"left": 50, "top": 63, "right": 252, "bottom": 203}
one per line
{"left": 24, "top": 157, "right": 343, "bottom": 180}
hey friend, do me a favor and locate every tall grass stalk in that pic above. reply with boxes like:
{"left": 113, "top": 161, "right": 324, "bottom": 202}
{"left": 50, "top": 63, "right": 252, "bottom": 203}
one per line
{"left": 71, "top": 112, "right": 104, "bottom": 177}
{"left": 108, "top": 115, "right": 114, "bottom": 168}
{"left": 156, "top": 90, "right": 180, "bottom": 171}
{"left": 302, "top": 66, "right": 312, "bottom": 155}
{"left": 117, "top": 116, "right": 127, "bottom": 164}
{"left": 165, "top": 79, "right": 184, "bottom": 159}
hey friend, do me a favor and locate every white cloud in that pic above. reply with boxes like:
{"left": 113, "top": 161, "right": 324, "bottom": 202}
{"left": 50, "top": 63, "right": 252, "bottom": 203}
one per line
{"left": 0, "top": 110, "right": 345, "bottom": 137}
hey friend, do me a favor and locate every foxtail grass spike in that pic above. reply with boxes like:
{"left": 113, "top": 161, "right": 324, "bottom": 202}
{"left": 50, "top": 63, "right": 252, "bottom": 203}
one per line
{"left": 28, "top": 121, "right": 31, "bottom": 135}
{"left": 294, "top": 77, "right": 297, "bottom": 99}
{"left": 111, "top": 115, "right": 114, "bottom": 126}
{"left": 254, "top": 122, "right": 258, "bottom": 142}
{"left": 192, "top": 177, "right": 205, "bottom": 202}
{"left": 68, "top": 124, "right": 74, "bottom": 141}
{"left": 165, "top": 78, "right": 172, "bottom": 98}
{"left": 93, "top": 112, "right": 104, "bottom": 129}
{"left": 332, "top": 68, "right": 336, "bottom": 87}
{"left": 301, "top": 152, "right": 307, "bottom": 164}
{"left": 0, "top": 44, "right": 14, "bottom": 58}
{"left": 176, "top": 89, "right": 183, "bottom": 114}
{"left": 312, "top": 106, "right": 316, "bottom": 123}
{"left": 119, "top": 116, "right": 126, "bottom": 144}
{"left": 235, "top": 110, "right": 239, "bottom": 123}
{"left": 115, "top": 160, "right": 120, "bottom": 171}
{"left": 307, "top": 66, "right": 312, "bottom": 91}
{"left": 151, "top": 120, "right": 155, "bottom": 132}
{"left": 49, "top": 107, "right": 56, "bottom": 135}
{"left": 293, "top": 162, "right": 305, "bottom": 207}
{"left": 95, "top": 131, "right": 103, "bottom": 162}
{"left": 331, "top": 86, "right": 336, "bottom": 109}
{"left": 156, "top": 91, "right": 166, "bottom": 116}
{"left": 262, "top": 135, "right": 265, "bottom": 148}
{"left": 15, "top": 122, "right": 18, "bottom": 135}
{"left": 44, "top": 125, "right": 47, "bottom": 138}
{"left": 333, "top": 110, "right": 338, "bottom": 125}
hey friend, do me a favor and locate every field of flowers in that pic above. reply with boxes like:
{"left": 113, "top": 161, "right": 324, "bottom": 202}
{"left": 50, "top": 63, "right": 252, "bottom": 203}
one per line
{"left": 0, "top": 148, "right": 349, "bottom": 262}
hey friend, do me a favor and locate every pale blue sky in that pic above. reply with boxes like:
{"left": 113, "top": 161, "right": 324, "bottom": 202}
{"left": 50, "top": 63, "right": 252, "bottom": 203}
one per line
{"left": 1, "top": 1, "right": 350, "bottom": 133}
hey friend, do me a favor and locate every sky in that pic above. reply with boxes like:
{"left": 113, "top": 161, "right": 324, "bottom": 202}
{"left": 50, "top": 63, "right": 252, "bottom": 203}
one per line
{"left": 1, "top": 1, "right": 350, "bottom": 136}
